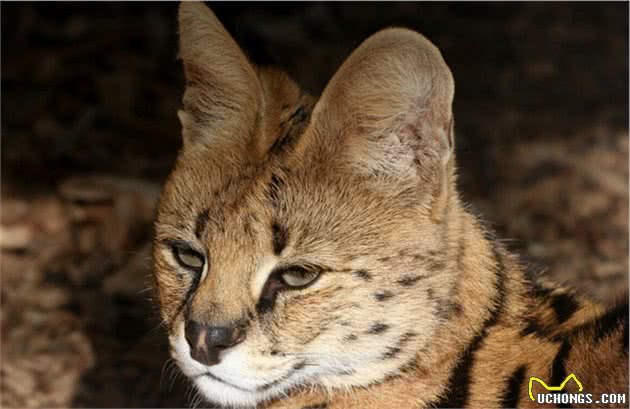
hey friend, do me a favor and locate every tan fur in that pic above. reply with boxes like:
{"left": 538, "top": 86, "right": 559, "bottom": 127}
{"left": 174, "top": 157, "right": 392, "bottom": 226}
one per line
{"left": 153, "top": 3, "right": 628, "bottom": 408}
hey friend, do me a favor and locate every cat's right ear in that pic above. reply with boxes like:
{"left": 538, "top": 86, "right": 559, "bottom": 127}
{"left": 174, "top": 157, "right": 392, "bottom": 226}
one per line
{"left": 177, "top": 2, "right": 262, "bottom": 149}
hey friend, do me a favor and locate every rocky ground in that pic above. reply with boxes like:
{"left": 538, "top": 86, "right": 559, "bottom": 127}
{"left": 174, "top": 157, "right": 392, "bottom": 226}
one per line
{"left": 1, "top": 3, "right": 627, "bottom": 408}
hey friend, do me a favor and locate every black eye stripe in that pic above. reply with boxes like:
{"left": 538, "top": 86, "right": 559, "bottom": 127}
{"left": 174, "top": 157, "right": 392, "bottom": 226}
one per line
{"left": 256, "top": 264, "right": 324, "bottom": 314}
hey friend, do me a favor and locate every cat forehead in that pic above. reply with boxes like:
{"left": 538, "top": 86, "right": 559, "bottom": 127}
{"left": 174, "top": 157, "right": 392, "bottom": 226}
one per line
{"left": 157, "top": 156, "right": 303, "bottom": 235}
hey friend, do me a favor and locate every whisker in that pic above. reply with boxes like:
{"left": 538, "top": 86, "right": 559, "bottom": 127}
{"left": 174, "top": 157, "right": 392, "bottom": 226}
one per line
{"left": 159, "top": 358, "right": 174, "bottom": 390}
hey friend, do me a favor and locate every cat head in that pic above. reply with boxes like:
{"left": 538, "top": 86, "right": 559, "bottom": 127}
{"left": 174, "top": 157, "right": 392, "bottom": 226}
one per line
{"left": 153, "top": 3, "right": 455, "bottom": 406}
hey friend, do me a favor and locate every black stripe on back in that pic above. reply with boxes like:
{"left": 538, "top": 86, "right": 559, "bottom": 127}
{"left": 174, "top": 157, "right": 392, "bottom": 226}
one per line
{"left": 551, "top": 340, "right": 573, "bottom": 408}
{"left": 500, "top": 365, "right": 527, "bottom": 408}
{"left": 549, "top": 292, "right": 579, "bottom": 323}
{"left": 592, "top": 301, "right": 629, "bottom": 345}
{"left": 552, "top": 300, "right": 628, "bottom": 351}
{"left": 432, "top": 240, "right": 507, "bottom": 408}
{"left": 551, "top": 340, "right": 571, "bottom": 385}
{"left": 520, "top": 317, "right": 554, "bottom": 338}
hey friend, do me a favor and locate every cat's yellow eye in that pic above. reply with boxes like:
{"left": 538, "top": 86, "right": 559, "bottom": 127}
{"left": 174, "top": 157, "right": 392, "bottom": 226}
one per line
{"left": 281, "top": 267, "right": 320, "bottom": 288}
{"left": 174, "top": 246, "right": 204, "bottom": 271}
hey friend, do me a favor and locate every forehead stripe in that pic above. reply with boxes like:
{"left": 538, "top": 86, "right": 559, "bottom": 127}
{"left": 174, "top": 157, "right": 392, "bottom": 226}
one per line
{"left": 194, "top": 208, "right": 210, "bottom": 239}
{"left": 272, "top": 222, "right": 288, "bottom": 255}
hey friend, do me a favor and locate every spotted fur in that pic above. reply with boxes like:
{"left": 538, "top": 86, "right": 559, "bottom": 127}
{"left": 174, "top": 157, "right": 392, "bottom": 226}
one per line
{"left": 152, "top": 3, "right": 628, "bottom": 408}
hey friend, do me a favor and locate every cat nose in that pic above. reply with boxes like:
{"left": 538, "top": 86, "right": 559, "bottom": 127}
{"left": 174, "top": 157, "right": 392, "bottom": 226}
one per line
{"left": 185, "top": 321, "right": 245, "bottom": 366}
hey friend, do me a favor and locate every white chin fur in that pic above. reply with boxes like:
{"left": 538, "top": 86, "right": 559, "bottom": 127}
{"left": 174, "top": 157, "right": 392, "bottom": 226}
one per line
{"left": 169, "top": 322, "right": 306, "bottom": 408}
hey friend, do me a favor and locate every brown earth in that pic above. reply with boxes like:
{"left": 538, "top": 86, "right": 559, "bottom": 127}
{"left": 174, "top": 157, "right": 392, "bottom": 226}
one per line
{"left": 1, "top": 3, "right": 627, "bottom": 408}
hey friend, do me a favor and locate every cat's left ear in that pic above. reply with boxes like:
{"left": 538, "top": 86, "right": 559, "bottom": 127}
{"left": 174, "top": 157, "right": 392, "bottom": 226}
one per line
{"left": 306, "top": 28, "right": 455, "bottom": 210}
{"left": 177, "top": 2, "right": 262, "bottom": 150}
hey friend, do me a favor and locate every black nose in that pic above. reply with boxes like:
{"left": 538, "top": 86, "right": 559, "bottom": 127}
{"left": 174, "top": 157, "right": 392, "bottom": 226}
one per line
{"left": 185, "top": 321, "right": 245, "bottom": 366}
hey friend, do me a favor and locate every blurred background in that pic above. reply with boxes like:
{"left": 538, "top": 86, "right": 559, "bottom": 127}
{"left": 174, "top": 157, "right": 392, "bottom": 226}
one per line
{"left": 1, "top": 2, "right": 628, "bottom": 408}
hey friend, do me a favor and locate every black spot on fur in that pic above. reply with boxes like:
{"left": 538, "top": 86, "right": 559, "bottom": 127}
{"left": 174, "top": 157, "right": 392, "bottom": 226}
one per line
{"left": 301, "top": 404, "right": 327, "bottom": 409}
{"left": 398, "top": 274, "right": 425, "bottom": 287}
{"left": 381, "top": 332, "right": 416, "bottom": 360}
{"left": 271, "top": 222, "right": 288, "bottom": 255}
{"left": 343, "top": 334, "right": 358, "bottom": 343}
{"left": 550, "top": 292, "right": 579, "bottom": 323}
{"left": 382, "top": 346, "right": 402, "bottom": 359}
{"left": 353, "top": 270, "right": 372, "bottom": 281}
{"left": 501, "top": 365, "right": 527, "bottom": 408}
{"left": 194, "top": 208, "right": 210, "bottom": 239}
{"left": 367, "top": 323, "right": 389, "bottom": 334}
{"left": 293, "top": 361, "right": 306, "bottom": 371}
{"left": 374, "top": 290, "right": 394, "bottom": 301}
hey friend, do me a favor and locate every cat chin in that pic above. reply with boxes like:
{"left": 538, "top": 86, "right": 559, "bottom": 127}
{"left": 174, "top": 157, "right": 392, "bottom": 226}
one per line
{"left": 191, "top": 361, "right": 319, "bottom": 408}
{"left": 194, "top": 375, "right": 266, "bottom": 408}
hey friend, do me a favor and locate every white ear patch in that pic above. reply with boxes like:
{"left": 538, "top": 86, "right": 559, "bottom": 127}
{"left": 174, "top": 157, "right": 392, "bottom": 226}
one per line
{"left": 250, "top": 256, "right": 279, "bottom": 300}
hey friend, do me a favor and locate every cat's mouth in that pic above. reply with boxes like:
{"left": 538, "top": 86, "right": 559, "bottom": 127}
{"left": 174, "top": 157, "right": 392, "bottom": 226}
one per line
{"left": 193, "top": 359, "right": 307, "bottom": 393}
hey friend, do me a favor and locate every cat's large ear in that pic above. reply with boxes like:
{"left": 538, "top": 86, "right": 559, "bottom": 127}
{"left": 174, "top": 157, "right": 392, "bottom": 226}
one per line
{"left": 177, "top": 2, "right": 262, "bottom": 150}
{"left": 307, "top": 28, "right": 455, "bottom": 206}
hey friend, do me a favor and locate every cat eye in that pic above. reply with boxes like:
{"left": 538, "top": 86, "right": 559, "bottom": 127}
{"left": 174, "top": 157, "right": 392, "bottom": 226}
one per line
{"left": 172, "top": 245, "right": 205, "bottom": 272}
{"left": 280, "top": 266, "right": 320, "bottom": 288}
